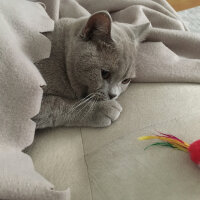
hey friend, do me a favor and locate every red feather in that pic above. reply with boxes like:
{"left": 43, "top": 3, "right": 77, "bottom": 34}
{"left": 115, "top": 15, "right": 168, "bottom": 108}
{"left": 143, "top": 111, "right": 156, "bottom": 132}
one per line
{"left": 156, "top": 131, "right": 185, "bottom": 144}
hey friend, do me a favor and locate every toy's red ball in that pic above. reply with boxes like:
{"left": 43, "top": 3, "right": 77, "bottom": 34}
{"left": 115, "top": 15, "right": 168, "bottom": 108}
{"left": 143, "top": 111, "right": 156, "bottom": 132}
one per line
{"left": 189, "top": 139, "right": 200, "bottom": 165}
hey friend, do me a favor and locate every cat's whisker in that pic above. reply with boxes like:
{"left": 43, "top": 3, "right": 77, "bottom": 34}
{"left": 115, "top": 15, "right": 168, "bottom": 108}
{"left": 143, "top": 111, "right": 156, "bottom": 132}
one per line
{"left": 72, "top": 93, "right": 94, "bottom": 107}
{"left": 94, "top": 93, "right": 107, "bottom": 101}
{"left": 87, "top": 99, "right": 97, "bottom": 115}
{"left": 76, "top": 99, "right": 95, "bottom": 120}
{"left": 71, "top": 91, "right": 101, "bottom": 109}
{"left": 80, "top": 98, "right": 97, "bottom": 120}
{"left": 73, "top": 93, "right": 100, "bottom": 120}
{"left": 67, "top": 94, "right": 95, "bottom": 115}
{"left": 67, "top": 91, "right": 103, "bottom": 118}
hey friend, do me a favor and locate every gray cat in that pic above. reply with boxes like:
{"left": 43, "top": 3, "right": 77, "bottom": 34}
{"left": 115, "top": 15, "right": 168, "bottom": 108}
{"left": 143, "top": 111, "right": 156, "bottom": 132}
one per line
{"left": 34, "top": 11, "right": 149, "bottom": 129}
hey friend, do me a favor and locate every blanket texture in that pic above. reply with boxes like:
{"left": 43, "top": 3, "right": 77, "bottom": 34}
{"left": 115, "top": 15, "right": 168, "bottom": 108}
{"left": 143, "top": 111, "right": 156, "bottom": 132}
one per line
{"left": 0, "top": 0, "right": 70, "bottom": 199}
{"left": 44, "top": 0, "right": 200, "bottom": 83}
{"left": 1, "top": 0, "right": 200, "bottom": 199}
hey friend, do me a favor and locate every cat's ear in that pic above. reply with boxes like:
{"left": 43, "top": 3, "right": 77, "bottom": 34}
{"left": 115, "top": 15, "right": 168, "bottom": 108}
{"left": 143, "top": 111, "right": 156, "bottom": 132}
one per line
{"left": 132, "top": 23, "right": 150, "bottom": 42}
{"left": 80, "top": 11, "right": 112, "bottom": 43}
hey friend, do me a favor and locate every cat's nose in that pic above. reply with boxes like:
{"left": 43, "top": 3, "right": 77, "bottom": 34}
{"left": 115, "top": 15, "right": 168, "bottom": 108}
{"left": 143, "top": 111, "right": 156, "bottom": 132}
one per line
{"left": 109, "top": 93, "right": 117, "bottom": 100}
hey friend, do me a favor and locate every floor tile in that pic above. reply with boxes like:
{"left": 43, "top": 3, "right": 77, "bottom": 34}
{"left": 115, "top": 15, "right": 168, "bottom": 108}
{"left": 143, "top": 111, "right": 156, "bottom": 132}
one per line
{"left": 26, "top": 127, "right": 92, "bottom": 200}
{"left": 85, "top": 112, "right": 200, "bottom": 200}
{"left": 81, "top": 83, "right": 200, "bottom": 154}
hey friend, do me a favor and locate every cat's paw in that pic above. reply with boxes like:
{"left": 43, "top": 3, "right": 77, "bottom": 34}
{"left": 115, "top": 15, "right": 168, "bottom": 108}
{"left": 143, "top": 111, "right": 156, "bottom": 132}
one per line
{"left": 92, "top": 100, "right": 122, "bottom": 127}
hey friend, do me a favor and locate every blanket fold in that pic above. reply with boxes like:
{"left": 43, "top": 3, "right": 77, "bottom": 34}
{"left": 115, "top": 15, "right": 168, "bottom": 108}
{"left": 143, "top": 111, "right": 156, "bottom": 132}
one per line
{"left": 0, "top": 0, "right": 70, "bottom": 199}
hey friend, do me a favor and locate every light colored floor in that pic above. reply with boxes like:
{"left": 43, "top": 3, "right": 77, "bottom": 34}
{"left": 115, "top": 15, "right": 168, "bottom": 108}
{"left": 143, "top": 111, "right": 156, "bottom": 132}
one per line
{"left": 27, "top": 84, "right": 200, "bottom": 200}
{"left": 179, "top": 7, "right": 200, "bottom": 33}
{"left": 168, "top": 0, "right": 200, "bottom": 11}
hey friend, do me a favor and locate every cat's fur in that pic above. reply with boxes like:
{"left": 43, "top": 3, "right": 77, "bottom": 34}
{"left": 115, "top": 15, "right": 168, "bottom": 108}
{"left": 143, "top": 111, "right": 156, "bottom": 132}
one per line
{"left": 34, "top": 11, "right": 149, "bottom": 129}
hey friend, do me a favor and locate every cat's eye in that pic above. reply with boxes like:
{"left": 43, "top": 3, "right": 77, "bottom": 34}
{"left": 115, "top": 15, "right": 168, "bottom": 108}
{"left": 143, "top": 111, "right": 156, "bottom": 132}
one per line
{"left": 122, "top": 78, "right": 131, "bottom": 84}
{"left": 101, "top": 69, "right": 111, "bottom": 80}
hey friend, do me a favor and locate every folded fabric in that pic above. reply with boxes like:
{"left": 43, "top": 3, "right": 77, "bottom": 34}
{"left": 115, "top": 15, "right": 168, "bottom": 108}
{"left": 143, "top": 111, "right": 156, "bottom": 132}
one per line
{"left": 0, "top": 0, "right": 70, "bottom": 199}
{"left": 43, "top": 0, "right": 200, "bottom": 83}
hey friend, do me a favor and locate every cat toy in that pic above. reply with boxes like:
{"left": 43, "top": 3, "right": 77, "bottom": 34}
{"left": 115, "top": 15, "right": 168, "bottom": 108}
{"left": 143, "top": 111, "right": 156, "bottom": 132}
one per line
{"left": 138, "top": 132, "right": 200, "bottom": 166}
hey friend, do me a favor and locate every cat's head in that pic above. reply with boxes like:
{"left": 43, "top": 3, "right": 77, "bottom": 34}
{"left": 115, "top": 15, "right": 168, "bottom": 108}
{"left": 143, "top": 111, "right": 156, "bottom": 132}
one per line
{"left": 66, "top": 11, "right": 149, "bottom": 100}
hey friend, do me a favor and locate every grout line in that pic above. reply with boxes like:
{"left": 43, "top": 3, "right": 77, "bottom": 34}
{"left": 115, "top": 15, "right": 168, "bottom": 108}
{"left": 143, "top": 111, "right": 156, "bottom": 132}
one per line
{"left": 83, "top": 109, "right": 200, "bottom": 157}
{"left": 80, "top": 128, "right": 94, "bottom": 200}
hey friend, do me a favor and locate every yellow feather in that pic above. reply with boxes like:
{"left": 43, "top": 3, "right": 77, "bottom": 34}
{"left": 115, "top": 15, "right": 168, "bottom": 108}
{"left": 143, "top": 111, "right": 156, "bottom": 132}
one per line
{"left": 138, "top": 135, "right": 189, "bottom": 149}
{"left": 172, "top": 144, "right": 188, "bottom": 152}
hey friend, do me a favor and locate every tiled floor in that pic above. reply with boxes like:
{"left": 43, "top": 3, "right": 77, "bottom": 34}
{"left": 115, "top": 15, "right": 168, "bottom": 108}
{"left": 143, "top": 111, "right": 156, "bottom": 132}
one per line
{"left": 26, "top": 128, "right": 92, "bottom": 200}
{"left": 179, "top": 6, "right": 200, "bottom": 33}
{"left": 82, "top": 84, "right": 200, "bottom": 200}
{"left": 27, "top": 84, "right": 200, "bottom": 200}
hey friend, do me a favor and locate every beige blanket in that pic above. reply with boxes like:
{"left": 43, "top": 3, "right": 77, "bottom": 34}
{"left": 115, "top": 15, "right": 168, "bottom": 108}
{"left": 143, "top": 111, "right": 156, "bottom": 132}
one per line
{"left": 0, "top": 0, "right": 70, "bottom": 199}
{"left": 1, "top": 0, "right": 200, "bottom": 199}
{"left": 42, "top": 0, "right": 200, "bottom": 83}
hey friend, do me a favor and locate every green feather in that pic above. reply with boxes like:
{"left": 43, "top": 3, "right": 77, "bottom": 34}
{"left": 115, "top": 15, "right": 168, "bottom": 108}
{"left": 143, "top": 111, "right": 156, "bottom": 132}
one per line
{"left": 144, "top": 142, "right": 176, "bottom": 150}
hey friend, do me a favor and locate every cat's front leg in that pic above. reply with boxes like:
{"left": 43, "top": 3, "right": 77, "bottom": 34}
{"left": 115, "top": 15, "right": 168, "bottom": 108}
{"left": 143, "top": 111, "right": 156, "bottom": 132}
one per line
{"left": 34, "top": 95, "right": 122, "bottom": 129}
{"left": 33, "top": 95, "right": 81, "bottom": 129}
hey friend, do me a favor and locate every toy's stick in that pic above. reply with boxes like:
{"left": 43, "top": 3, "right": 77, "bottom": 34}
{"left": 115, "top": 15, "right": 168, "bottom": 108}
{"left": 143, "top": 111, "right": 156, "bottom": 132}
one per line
{"left": 138, "top": 132, "right": 200, "bottom": 166}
